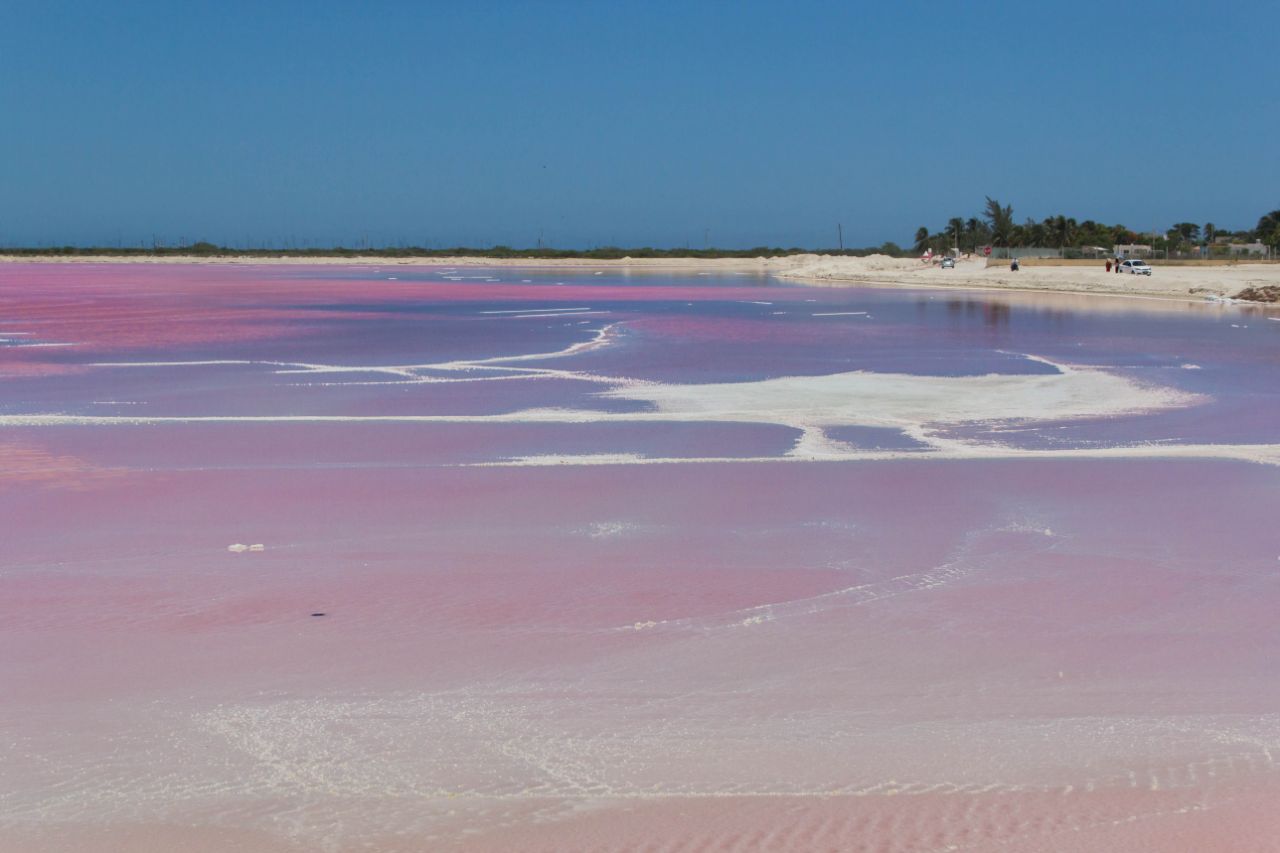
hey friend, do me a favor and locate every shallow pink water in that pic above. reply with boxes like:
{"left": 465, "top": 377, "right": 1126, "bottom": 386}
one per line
{"left": 2, "top": 264, "right": 1279, "bottom": 851}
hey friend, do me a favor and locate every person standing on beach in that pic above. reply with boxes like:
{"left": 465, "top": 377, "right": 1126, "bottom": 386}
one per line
{"left": 1106, "top": 259, "right": 1112, "bottom": 272}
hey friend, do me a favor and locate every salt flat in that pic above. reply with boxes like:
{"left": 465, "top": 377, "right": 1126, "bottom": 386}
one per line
{"left": 2, "top": 263, "right": 1279, "bottom": 852}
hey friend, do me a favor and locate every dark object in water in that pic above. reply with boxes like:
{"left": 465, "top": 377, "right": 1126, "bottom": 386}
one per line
{"left": 311, "top": 612, "right": 327, "bottom": 617}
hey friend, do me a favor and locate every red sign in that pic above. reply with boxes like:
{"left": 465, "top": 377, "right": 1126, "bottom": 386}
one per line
{"left": 983, "top": 246, "right": 992, "bottom": 256}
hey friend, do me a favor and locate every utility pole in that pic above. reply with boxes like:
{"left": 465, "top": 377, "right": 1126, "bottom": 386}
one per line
{"left": 838, "top": 223, "right": 843, "bottom": 251}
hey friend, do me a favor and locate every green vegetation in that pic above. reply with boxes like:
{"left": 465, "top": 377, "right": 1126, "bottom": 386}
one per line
{"left": 914, "top": 199, "right": 1279, "bottom": 256}
{"left": 1256, "top": 210, "right": 1280, "bottom": 248}
{"left": 4, "top": 206, "right": 1276, "bottom": 261}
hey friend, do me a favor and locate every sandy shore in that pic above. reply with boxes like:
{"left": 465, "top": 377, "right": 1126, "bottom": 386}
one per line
{"left": 3, "top": 253, "right": 1278, "bottom": 303}
{"left": 773, "top": 255, "right": 1280, "bottom": 302}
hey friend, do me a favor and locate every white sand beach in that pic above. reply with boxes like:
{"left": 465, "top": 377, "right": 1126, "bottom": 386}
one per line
{"left": 771, "top": 254, "right": 1280, "bottom": 302}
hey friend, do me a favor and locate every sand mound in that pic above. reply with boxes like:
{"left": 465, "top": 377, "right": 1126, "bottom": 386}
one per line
{"left": 770, "top": 253, "right": 921, "bottom": 278}
{"left": 1235, "top": 285, "right": 1280, "bottom": 302}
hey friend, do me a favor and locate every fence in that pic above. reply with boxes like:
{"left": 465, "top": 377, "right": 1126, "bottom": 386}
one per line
{"left": 983, "top": 245, "right": 1275, "bottom": 261}
{"left": 1187, "top": 245, "right": 1274, "bottom": 260}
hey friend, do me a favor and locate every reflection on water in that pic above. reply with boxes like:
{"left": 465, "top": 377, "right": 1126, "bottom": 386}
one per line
{"left": 945, "top": 297, "right": 1010, "bottom": 327}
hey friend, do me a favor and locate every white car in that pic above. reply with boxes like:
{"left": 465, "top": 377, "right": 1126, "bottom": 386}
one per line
{"left": 941, "top": 257, "right": 955, "bottom": 269}
{"left": 1119, "top": 259, "right": 1152, "bottom": 275}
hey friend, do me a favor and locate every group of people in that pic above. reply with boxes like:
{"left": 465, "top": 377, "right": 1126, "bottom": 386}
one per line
{"left": 1008, "top": 257, "right": 1131, "bottom": 273}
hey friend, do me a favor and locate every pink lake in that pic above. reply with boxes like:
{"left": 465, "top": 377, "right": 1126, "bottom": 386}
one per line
{"left": 2, "top": 263, "right": 1280, "bottom": 852}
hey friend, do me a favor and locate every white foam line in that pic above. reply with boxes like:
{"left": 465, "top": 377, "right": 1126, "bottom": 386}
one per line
{"left": 5, "top": 409, "right": 1271, "bottom": 465}
{"left": 456, "top": 323, "right": 618, "bottom": 365}
{"left": 291, "top": 374, "right": 547, "bottom": 387}
{"left": 90, "top": 359, "right": 260, "bottom": 367}
{"left": 1002, "top": 350, "right": 1068, "bottom": 370}
{"left": 88, "top": 325, "right": 621, "bottom": 382}
{"left": 812, "top": 311, "right": 868, "bottom": 316}
{"left": 0, "top": 412, "right": 588, "bottom": 426}
{"left": 271, "top": 362, "right": 421, "bottom": 378}
{"left": 501, "top": 311, "right": 609, "bottom": 319}
{"left": 479, "top": 307, "right": 593, "bottom": 315}
{"left": 90, "top": 358, "right": 426, "bottom": 380}
{"left": 477, "top": 443, "right": 1280, "bottom": 466}
{"left": 619, "top": 546, "right": 985, "bottom": 633}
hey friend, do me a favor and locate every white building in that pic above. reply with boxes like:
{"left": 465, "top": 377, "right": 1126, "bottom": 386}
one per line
{"left": 1113, "top": 244, "right": 1152, "bottom": 258}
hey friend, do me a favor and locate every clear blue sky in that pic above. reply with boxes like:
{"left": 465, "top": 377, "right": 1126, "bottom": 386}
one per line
{"left": 2, "top": 0, "right": 1276, "bottom": 249}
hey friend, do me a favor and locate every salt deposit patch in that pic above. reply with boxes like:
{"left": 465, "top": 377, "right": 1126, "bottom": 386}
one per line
{"left": 596, "top": 357, "right": 1200, "bottom": 432}
{"left": 579, "top": 521, "right": 652, "bottom": 539}
{"left": 5, "top": 346, "right": 1272, "bottom": 465}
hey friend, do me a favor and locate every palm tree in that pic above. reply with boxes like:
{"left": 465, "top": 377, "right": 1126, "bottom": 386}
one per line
{"left": 1050, "top": 216, "right": 1076, "bottom": 248}
{"left": 1026, "top": 220, "right": 1049, "bottom": 248}
{"left": 983, "top": 197, "right": 1015, "bottom": 246}
{"left": 914, "top": 227, "right": 930, "bottom": 253}
{"left": 1203, "top": 222, "right": 1216, "bottom": 243}
{"left": 1078, "top": 220, "right": 1102, "bottom": 248}
{"left": 1255, "top": 210, "right": 1280, "bottom": 247}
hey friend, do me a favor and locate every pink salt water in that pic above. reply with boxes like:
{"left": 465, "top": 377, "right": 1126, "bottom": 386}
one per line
{"left": 2, "top": 263, "right": 1279, "bottom": 852}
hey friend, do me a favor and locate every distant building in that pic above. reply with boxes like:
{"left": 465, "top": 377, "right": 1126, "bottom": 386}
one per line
{"left": 1224, "top": 242, "right": 1267, "bottom": 256}
{"left": 1113, "top": 243, "right": 1152, "bottom": 257}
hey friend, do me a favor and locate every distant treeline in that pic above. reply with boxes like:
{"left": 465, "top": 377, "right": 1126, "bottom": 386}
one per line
{"left": 914, "top": 199, "right": 1280, "bottom": 254}
{"left": 1, "top": 242, "right": 907, "bottom": 260}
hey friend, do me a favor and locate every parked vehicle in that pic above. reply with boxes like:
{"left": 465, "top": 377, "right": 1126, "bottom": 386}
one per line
{"left": 941, "top": 257, "right": 955, "bottom": 269}
{"left": 1119, "top": 259, "right": 1152, "bottom": 275}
